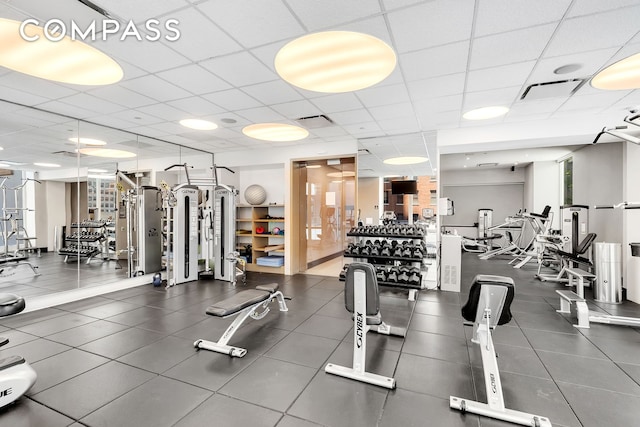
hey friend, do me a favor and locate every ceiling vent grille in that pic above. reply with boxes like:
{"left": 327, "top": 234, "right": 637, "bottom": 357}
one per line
{"left": 477, "top": 162, "right": 499, "bottom": 168}
{"left": 358, "top": 148, "right": 371, "bottom": 155}
{"left": 521, "top": 79, "right": 584, "bottom": 101}
{"left": 295, "top": 115, "right": 334, "bottom": 129}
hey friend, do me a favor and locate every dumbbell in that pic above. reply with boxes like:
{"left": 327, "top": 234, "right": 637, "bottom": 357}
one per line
{"left": 376, "top": 268, "right": 387, "bottom": 283}
{"left": 408, "top": 272, "right": 421, "bottom": 286}
{"left": 398, "top": 270, "right": 410, "bottom": 283}
{"left": 387, "top": 270, "right": 398, "bottom": 283}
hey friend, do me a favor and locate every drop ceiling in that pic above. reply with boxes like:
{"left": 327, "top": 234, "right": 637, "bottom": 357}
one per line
{"left": 0, "top": 0, "right": 639, "bottom": 175}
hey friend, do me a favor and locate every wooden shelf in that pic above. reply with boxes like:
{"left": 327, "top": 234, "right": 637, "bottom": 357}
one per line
{"left": 236, "top": 204, "right": 286, "bottom": 274}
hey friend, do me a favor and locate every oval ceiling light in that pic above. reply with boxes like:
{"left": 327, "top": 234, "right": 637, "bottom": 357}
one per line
{"left": 383, "top": 156, "right": 429, "bottom": 165}
{"left": 179, "top": 118, "right": 218, "bottom": 130}
{"left": 34, "top": 162, "right": 60, "bottom": 167}
{"left": 242, "top": 123, "right": 309, "bottom": 142}
{"left": 591, "top": 52, "right": 640, "bottom": 90}
{"left": 69, "top": 137, "right": 107, "bottom": 146}
{"left": 463, "top": 106, "right": 509, "bottom": 120}
{"left": 78, "top": 148, "right": 136, "bottom": 158}
{"left": 275, "top": 31, "right": 397, "bottom": 93}
{"left": 0, "top": 18, "right": 123, "bottom": 85}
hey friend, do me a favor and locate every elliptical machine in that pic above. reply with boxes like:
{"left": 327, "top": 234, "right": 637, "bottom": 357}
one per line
{"left": 0, "top": 293, "right": 37, "bottom": 408}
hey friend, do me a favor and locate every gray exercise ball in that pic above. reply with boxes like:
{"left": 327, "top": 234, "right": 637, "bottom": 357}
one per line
{"left": 244, "top": 184, "right": 267, "bottom": 205}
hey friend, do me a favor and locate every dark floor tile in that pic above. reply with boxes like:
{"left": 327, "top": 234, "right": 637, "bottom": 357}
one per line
{"left": 171, "top": 316, "right": 235, "bottom": 341}
{"left": 317, "top": 299, "right": 352, "bottom": 320}
{"left": 403, "top": 329, "right": 470, "bottom": 364}
{"left": 79, "top": 327, "right": 166, "bottom": 359}
{"left": 472, "top": 367, "right": 580, "bottom": 427}
{"left": 380, "top": 388, "right": 478, "bottom": 427}
{"left": 577, "top": 321, "right": 640, "bottom": 340}
{"left": 56, "top": 296, "right": 113, "bottom": 312}
{"left": 557, "top": 381, "right": 640, "bottom": 427}
{"left": 17, "top": 313, "right": 97, "bottom": 337}
{"left": 293, "top": 314, "right": 353, "bottom": 340}
{"left": 260, "top": 306, "right": 316, "bottom": 331}
{"left": 288, "top": 371, "right": 389, "bottom": 427}
{"left": 28, "top": 349, "right": 109, "bottom": 394}
{"left": 102, "top": 286, "right": 150, "bottom": 300}
{"left": 469, "top": 342, "right": 550, "bottom": 379}
{"left": 46, "top": 320, "right": 130, "bottom": 347}
{"left": 0, "top": 329, "right": 39, "bottom": 348}
{"left": 174, "top": 394, "right": 281, "bottom": 427}
{"left": 510, "top": 299, "right": 557, "bottom": 314}
{"left": 619, "top": 362, "right": 640, "bottom": 384}
{"left": 414, "top": 299, "right": 461, "bottom": 318}
{"left": 522, "top": 328, "right": 607, "bottom": 359}
{"left": 342, "top": 325, "right": 406, "bottom": 352}
{"left": 105, "top": 305, "right": 174, "bottom": 326}
{"left": 32, "top": 361, "right": 155, "bottom": 419}
{"left": 134, "top": 311, "right": 207, "bottom": 334}
{"left": 81, "top": 376, "right": 211, "bottom": 427}
{"left": 0, "top": 397, "right": 74, "bottom": 427}
{"left": 76, "top": 300, "right": 141, "bottom": 319}
{"left": 489, "top": 324, "right": 532, "bottom": 348}
{"left": 395, "top": 353, "right": 474, "bottom": 400}
{"left": 163, "top": 350, "right": 259, "bottom": 391}
{"left": 586, "top": 333, "right": 640, "bottom": 364}
{"left": 265, "top": 331, "right": 340, "bottom": 368}
{"left": 327, "top": 340, "right": 401, "bottom": 379}
{"left": 410, "top": 312, "right": 466, "bottom": 338}
{"left": 418, "top": 289, "right": 461, "bottom": 304}
{"left": 538, "top": 350, "right": 640, "bottom": 394}
{"left": 220, "top": 357, "right": 316, "bottom": 411}
{"left": 1, "top": 338, "right": 70, "bottom": 363}
{"left": 514, "top": 310, "right": 579, "bottom": 334}
{"left": 276, "top": 415, "right": 323, "bottom": 427}
{"left": 117, "top": 335, "right": 197, "bottom": 373}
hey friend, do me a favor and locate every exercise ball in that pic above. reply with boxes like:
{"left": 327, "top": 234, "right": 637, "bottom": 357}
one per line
{"left": 245, "top": 184, "right": 267, "bottom": 205}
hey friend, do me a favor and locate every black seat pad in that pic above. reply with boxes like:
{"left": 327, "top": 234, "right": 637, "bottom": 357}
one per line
{"left": 344, "top": 263, "right": 379, "bottom": 316}
{"left": 461, "top": 275, "right": 515, "bottom": 325}
{"left": 206, "top": 289, "right": 271, "bottom": 317}
{"left": 0, "top": 293, "right": 26, "bottom": 318}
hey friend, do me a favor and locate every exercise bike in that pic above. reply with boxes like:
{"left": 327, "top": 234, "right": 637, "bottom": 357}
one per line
{"left": 0, "top": 293, "right": 37, "bottom": 408}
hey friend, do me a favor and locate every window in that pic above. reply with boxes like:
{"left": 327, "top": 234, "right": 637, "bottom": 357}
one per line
{"left": 430, "top": 190, "right": 437, "bottom": 206}
{"left": 396, "top": 194, "right": 403, "bottom": 205}
{"left": 562, "top": 157, "right": 573, "bottom": 205}
{"left": 383, "top": 190, "right": 389, "bottom": 204}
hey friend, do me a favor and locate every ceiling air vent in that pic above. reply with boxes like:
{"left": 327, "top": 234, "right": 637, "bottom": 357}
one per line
{"left": 477, "top": 163, "right": 499, "bottom": 168}
{"left": 52, "top": 151, "right": 84, "bottom": 158}
{"left": 358, "top": 148, "right": 371, "bottom": 155}
{"left": 295, "top": 115, "right": 334, "bottom": 129}
{"left": 521, "top": 79, "right": 584, "bottom": 101}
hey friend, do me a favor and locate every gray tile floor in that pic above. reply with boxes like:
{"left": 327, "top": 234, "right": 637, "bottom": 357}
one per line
{"left": 1, "top": 252, "right": 640, "bottom": 426}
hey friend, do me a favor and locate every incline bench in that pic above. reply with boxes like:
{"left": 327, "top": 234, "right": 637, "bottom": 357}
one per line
{"left": 194, "top": 283, "right": 288, "bottom": 358}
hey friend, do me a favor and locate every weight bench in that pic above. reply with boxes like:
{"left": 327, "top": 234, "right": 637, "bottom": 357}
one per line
{"left": 556, "top": 288, "right": 640, "bottom": 329}
{"left": 0, "top": 293, "right": 37, "bottom": 408}
{"left": 194, "top": 283, "right": 288, "bottom": 358}
{"left": 450, "top": 275, "right": 552, "bottom": 427}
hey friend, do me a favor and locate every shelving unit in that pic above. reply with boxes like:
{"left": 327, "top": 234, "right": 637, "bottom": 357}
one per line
{"left": 236, "top": 204, "right": 285, "bottom": 273}
{"left": 59, "top": 220, "right": 112, "bottom": 264}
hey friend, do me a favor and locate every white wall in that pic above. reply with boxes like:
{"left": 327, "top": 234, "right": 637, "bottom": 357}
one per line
{"left": 357, "top": 177, "right": 380, "bottom": 225}
{"left": 440, "top": 167, "right": 525, "bottom": 186}
{"left": 42, "top": 181, "right": 66, "bottom": 251}
{"left": 238, "top": 167, "right": 285, "bottom": 205}
{"left": 531, "top": 161, "right": 560, "bottom": 229}
{"left": 523, "top": 163, "right": 534, "bottom": 213}
{"left": 623, "top": 142, "right": 640, "bottom": 303}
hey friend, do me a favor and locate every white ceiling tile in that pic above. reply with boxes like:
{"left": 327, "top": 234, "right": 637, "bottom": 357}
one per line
{"left": 110, "top": 109, "right": 165, "bottom": 126}
{"left": 241, "top": 80, "right": 303, "bottom": 105}
{"left": 145, "top": 121, "right": 191, "bottom": 135}
{"left": 608, "top": 90, "right": 640, "bottom": 111}
{"left": 470, "top": 24, "right": 556, "bottom": 70}
{"left": 202, "top": 113, "right": 250, "bottom": 127}
{"left": 0, "top": 73, "right": 78, "bottom": 100}
{"left": 271, "top": 100, "right": 321, "bottom": 119}
{"left": 467, "top": 61, "right": 536, "bottom": 92}
{"left": 88, "top": 86, "right": 157, "bottom": 109}
{"left": 166, "top": 97, "right": 226, "bottom": 116}
{"left": 408, "top": 73, "right": 466, "bottom": 100}
{"left": 414, "top": 94, "right": 464, "bottom": 116}
{"left": 344, "top": 121, "right": 382, "bottom": 136}
{"left": 533, "top": 48, "right": 619, "bottom": 82}
{"left": 58, "top": 93, "right": 127, "bottom": 115}
{"left": 92, "top": 35, "right": 191, "bottom": 74}
{"left": 200, "top": 52, "right": 278, "bottom": 87}
{"left": 325, "top": 15, "right": 394, "bottom": 47}
{"left": 311, "top": 94, "right": 364, "bottom": 114}
{"left": 508, "top": 98, "right": 567, "bottom": 116}
{"left": 388, "top": 1, "right": 474, "bottom": 53}
{"left": 0, "top": 86, "right": 51, "bottom": 106}
{"left": 235, "top": 107, "right": 286, "bottom": 123}
{"left": 120, "top": 75, "right": 192, "bottom": 102}
{"left": 137, "top": 104, "right": 189, "bottom": 122}
{"left": 558, "top": 91, "right": 628, "bottom": 112}
{"left": 400, "top": 41, "right": 470, "bottom": 81}
{"left": 85, "top": 114, "right": 141, "bottom": 131}
{"left": 567, "top": 0, "right": 640, "bottom": 17}
{"left": 286, "top": 0, "right": 381, "bottom": 31}
{"left": 503, "top": 112, "right": 551, "bottom": 123}
{"left": 202, "top": 89, "right": 262, "bottom": 111}
{"left": 35, "top": 101, "right": 95, "bottom": 119}
{"left": 157, "top": 65, "right": 231, "bottom": 95}
{"left": 197, "top": 0, "right": 304, "bottom": 48}
{"left": 356, "top": 84, "right": 410, "bottom": 108}
{"left": 382, "top": 0, "right": 424, "bottom": 11}
{"left": 368, "top": 102, "right": 415, "bottom": 121}
{"left": 309, "top": 127, "right": 349, "bottom": 138}
{"left": 91, "top": 0, "right": 189, "bottom": 22}
{"left": 464, "top": 86, "right": 522, "bottom": 110}
{"left": 162, "top": 7, "right": 242, "bottom": 61}
{"left": 330, "top": 110, "right": 375, "bottom": 126}
{"left": 475, "top": 0, "right": 571, "bottom": 37}
{"left": 545, "top": 7, "right": 640, "bottom": 57}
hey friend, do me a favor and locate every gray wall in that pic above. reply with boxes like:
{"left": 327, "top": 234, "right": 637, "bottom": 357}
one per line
{"left": 357, "top": 177, "right": 380, "bottom": 225}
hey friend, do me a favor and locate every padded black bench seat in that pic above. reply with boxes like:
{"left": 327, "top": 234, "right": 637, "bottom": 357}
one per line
{"left": 0, "top": 293, "right": 25, "bottom": 317}
{"left": 206, "top": 283, "right": 279, "bottom": 317}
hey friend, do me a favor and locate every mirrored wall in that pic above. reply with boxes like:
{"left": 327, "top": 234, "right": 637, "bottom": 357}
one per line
{"left": 0, "top": 99, "right": 214, "bottom": 301}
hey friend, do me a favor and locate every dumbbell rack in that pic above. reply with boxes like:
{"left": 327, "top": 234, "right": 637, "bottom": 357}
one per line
{"left": 342, "top": 225, "right": 428, "bottom": 301}
{"left": 59, "top": 221, "right": 108, "bottom": 264}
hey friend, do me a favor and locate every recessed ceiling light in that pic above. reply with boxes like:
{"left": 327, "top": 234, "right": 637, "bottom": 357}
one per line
{"left": 275, "top": 31, "right": 397, "bottom": 93}
{"left": 69, "top": 137, "right": 107, "bottom": 146}
{"left": 34, "top": 162, "right": 60, "bottom": 167}
{"left": 383, "top": 156, "right": 429, "bottom": 165}
{"left": 463, "top": 106, "right": 509, "bottom": 120}
{"left": 88, "top": 168, "right": 109, "bottom": 173}
{"left": 78, "top": 148, "right": 136, "bottom": 158}
{"left": 327, "top": 171, "right": 356, "bottom": 178}
{"left": 0, "top": 18, "right": 123, "bottom": 85}
{"left": 179, "top": 118, "right": 218, "bottom": 130}
{"left": 591, "top": 52, "right": 640, "bottom": 90}
{"left": 553, "top": 64, "right": 582, "bottom": 75}
{"left": 242, "top": 123, "right": 309, "bottom": 141}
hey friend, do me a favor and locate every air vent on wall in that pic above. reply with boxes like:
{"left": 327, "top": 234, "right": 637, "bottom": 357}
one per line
{"left": 521, "top": 79, "right": 585, "bottom": 101}
{"left": 295, "top": 115, "right": 334, "bottom": 129}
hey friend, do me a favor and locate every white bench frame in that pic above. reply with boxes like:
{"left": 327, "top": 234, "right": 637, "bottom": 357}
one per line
{"left": 556, "top": 289, "right": 640, "bottom": 329}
